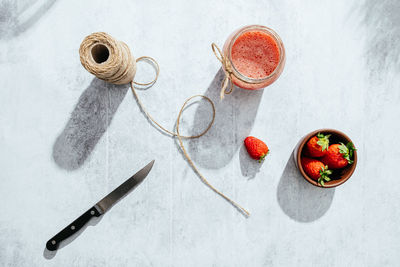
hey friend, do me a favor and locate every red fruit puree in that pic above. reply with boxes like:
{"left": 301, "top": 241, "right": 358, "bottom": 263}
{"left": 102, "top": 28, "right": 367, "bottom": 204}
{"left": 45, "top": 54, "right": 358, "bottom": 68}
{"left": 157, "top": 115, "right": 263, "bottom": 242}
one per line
{"left": 231, "top": 30, "right": 280, "bottom": 79}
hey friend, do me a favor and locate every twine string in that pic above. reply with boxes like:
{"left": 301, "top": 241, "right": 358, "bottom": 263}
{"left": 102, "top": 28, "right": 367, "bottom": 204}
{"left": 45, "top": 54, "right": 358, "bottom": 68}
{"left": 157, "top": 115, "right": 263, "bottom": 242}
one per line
{"left": 211, "top": 43, "right": 235, "bottom": 99}
{"left": 131, "top": 56, "right": 249, "bottom": 217}
{"left": 131, "top": 57, "right": 214, "bottom": 139}
{"left": 132, "top": 56, "right": 160, "bottom": 86}
{"left": 175, "top": 95, "right": 250, "bottom": 217}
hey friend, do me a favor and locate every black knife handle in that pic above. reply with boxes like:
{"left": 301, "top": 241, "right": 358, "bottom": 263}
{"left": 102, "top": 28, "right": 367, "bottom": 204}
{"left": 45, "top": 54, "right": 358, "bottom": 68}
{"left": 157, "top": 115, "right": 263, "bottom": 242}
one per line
{"left": 46, "top": 206, "right": 101, "bottom": 251}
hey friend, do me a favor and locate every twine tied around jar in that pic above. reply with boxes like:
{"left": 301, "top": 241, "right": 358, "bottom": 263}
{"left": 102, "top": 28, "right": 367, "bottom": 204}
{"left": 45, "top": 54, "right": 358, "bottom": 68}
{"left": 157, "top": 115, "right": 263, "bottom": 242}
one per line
{"left": 211, "top": 43, "right": 234, "bottom": 100}
{"left": 79, "top": 32, "right": 250, "bottom": 217}
{"left": 211, "top": 43, "right": 249, "bottom": 100}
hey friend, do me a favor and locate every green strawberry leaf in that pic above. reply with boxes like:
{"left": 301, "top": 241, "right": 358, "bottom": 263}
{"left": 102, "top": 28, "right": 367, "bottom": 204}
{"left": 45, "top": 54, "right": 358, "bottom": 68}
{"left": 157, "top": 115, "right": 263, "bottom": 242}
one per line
{"left": 347, "top": 142, "right": 356, "bottom": 158}
{"left": 318, "top": 165, "right": 332, "bottom": 187}
{"left": 316, "top": 133, "right": 331, "bottom": 151}
{"left": 339, "top": 142, "right": 356, "bottom": 164}
{"left": 338, "top": 142, "right": 348, "bottom": 154}
{"left": 258, "top": 151, "right": 269, "bottom": 163}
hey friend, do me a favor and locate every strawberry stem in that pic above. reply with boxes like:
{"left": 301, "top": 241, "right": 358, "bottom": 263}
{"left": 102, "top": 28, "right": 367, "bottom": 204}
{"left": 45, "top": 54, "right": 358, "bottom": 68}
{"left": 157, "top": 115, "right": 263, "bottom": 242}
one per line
{"left": 318, "top": 165, "right": 332, "bottom": 187}
{"left": 316, "top": 133, "right": 331, "bottom": 151}
{"left": 258, "top": 151, "right": 269, "bottom": 163}
{"left": 339, "top": 142, "right": 356, "bottom": 164}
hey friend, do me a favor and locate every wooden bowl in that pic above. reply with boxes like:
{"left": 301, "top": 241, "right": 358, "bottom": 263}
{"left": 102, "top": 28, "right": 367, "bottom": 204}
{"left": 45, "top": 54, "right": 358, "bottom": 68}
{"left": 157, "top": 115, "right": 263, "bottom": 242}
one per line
{"left": 293, "top": 129, "right": 357, "bottom": 188}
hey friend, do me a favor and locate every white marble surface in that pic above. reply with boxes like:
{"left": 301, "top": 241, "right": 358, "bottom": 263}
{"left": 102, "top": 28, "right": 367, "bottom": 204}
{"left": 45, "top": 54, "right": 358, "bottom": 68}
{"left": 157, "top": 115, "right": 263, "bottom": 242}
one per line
{"left": 1, "top": 0, "right": 399, "bottom": 266}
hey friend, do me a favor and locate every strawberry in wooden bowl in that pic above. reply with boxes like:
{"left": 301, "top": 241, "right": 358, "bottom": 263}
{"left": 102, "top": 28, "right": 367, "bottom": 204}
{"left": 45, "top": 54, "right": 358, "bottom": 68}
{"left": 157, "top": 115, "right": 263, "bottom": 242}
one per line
{"left": 294, "top": 129, "right": 357, "bottom": 188}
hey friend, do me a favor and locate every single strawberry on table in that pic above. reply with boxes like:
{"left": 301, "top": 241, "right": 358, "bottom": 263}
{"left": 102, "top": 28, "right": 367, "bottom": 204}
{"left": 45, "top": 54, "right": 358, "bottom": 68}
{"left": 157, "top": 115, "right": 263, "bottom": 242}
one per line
{"left": 305, "top": 133, "right": 330, "bottom": 157}
{"left": 322, "top": 142, "right": 356, "bottom": 169}
{"left": 301, "top": 157, "right": 332, "bottom": 186}
{"left": 244, "top": 136, "right": 269, "bottom": 162}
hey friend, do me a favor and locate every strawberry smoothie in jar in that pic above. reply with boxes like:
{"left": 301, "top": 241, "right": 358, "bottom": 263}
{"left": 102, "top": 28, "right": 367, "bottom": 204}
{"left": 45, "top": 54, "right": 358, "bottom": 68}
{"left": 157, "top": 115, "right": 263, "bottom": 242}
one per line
{"left": 222, "top": 25, "right": 285, "bottom": 90}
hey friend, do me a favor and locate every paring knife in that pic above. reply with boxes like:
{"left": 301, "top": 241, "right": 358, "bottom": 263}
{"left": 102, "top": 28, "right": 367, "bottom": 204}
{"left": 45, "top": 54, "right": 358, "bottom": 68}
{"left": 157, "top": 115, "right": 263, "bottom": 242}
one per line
{"left": 46, "top": 160, "right": 155, "bottom": 251}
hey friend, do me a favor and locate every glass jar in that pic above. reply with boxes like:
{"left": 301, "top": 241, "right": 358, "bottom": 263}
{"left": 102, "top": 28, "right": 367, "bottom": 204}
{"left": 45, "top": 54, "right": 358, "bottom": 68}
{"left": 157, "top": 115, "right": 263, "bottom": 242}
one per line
{"left": 222, "top": 25, "right": 286, "bottom": 90}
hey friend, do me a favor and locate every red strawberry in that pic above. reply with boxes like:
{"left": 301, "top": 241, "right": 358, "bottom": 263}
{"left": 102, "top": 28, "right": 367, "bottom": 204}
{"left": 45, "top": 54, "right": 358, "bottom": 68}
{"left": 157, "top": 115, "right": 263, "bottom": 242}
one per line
{"left": 301, "top": 157, "right": 332, "bottom": 186}
{"left": 244, "top": 136, "right": 269, "bottom": 162}
{"left": 305, "top": 133, "right": 330, "bottom": 157}
{"left": 322, "top": 142, "right": 356, "bottom": 169}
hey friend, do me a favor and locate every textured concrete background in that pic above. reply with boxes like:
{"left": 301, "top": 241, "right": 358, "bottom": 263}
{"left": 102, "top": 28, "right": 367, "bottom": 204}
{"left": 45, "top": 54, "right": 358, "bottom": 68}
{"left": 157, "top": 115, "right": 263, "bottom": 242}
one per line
{"left": 0, "top": 0, "right": 399, "bottom": 266}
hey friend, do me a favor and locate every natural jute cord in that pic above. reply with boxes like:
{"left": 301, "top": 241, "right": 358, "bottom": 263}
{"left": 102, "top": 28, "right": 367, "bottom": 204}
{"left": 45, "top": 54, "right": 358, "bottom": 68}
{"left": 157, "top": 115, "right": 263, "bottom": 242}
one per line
{"left": 211, "top": 43, "right": 249, "bottom": 100}
{"left": 80, "top": 32, "right": 137, "bottom": 84}
{"left": 80, "top": 32, "right": 250, "bottom": 216}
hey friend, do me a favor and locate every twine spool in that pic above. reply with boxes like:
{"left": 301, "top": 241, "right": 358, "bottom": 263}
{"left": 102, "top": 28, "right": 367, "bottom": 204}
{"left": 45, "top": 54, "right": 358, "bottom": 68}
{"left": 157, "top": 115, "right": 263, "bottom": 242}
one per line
{"left": 78, "top": 33, "right": 250, "bottom": 217}
{"left": 80, "top": 32, "right": 137, "bottom": 84}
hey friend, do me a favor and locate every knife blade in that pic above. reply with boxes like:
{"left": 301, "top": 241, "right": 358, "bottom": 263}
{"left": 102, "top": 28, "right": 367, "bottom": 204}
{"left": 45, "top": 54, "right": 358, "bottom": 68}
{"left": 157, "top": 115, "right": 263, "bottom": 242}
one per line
{"left": 46, "top": 160, "right": 155, "bottom": 251}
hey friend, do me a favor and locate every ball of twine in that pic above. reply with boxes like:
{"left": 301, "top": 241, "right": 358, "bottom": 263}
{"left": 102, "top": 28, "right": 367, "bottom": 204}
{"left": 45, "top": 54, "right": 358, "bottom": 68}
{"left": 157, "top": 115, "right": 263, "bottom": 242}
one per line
{"left": 79, "top": 32, "right": 137, "bottom": 84}
{"left": 78, "top": 32, "right": 250, "bottom": 217}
